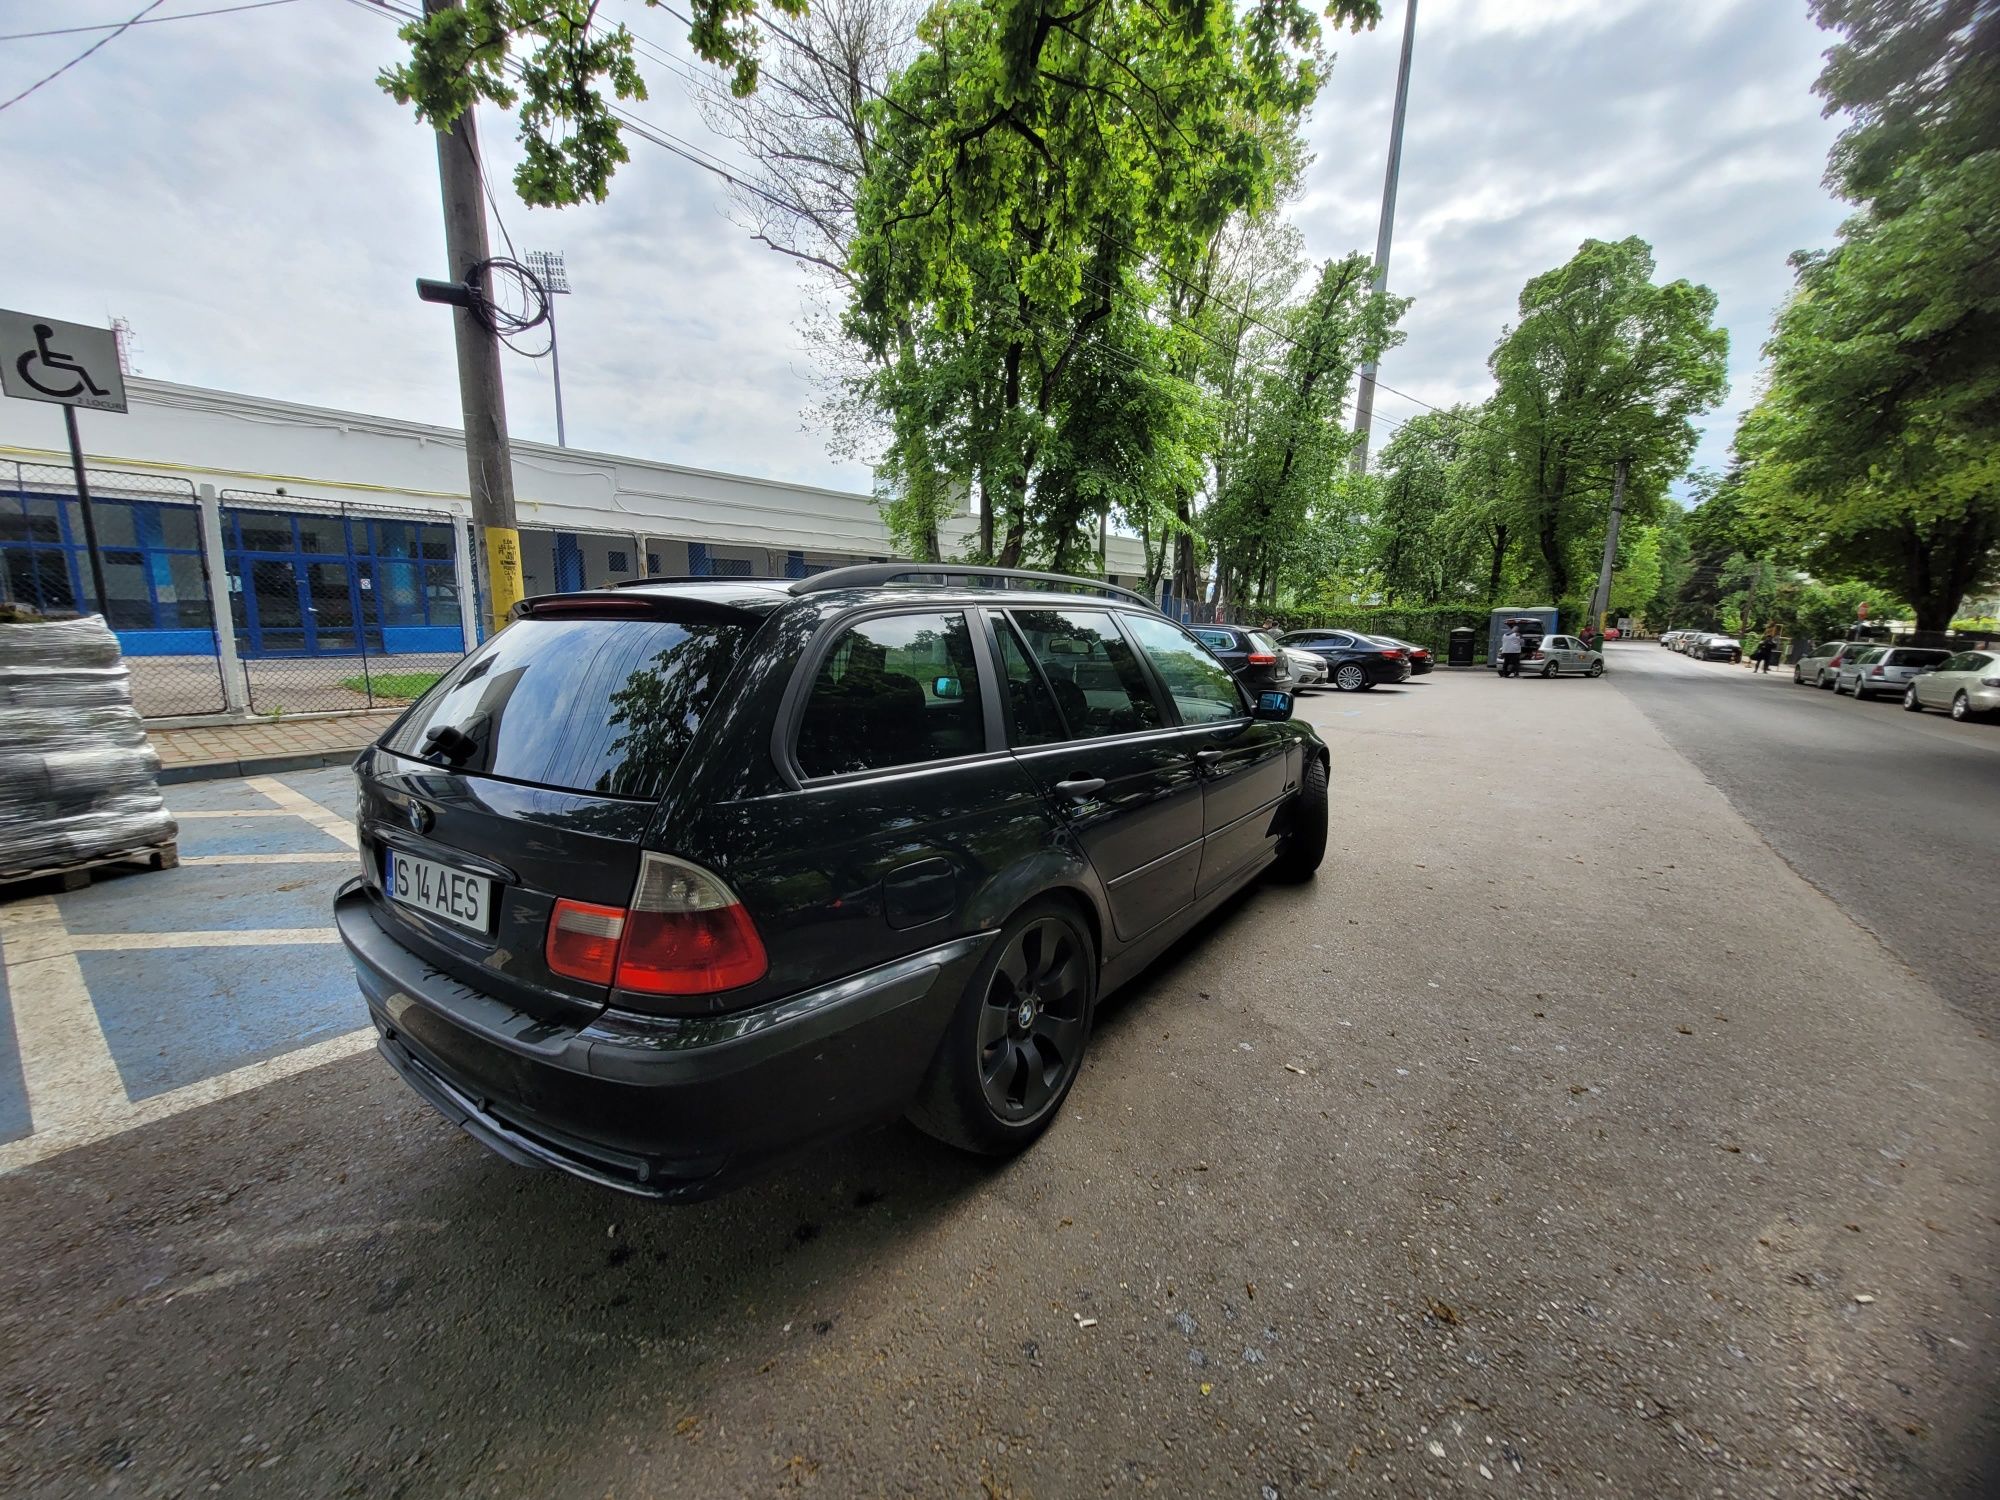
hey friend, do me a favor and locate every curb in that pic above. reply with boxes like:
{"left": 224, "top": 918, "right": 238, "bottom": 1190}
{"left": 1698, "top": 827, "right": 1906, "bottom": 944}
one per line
{"left": 157, "top": 748, "right": 365, "bottom": 786}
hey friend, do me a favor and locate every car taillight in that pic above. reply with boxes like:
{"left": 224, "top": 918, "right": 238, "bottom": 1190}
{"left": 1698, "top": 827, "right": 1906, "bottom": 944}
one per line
{"left": 1983, "top": 675, "right": 2000, "bottom": 687}
{"left": 1870, "top": 665, "right": 1885, "bottom": 676}
{"left": 544, "top": 853, "right": 767, "bottom": 996}
{"left": 1382, "top": 648, "right": 1404, "bottom": 658}
{"left": 1246, "top": 651, "right": 1277, "bottom": 665}
{"left": 546, "top": 900, "right": 627, "bottom": 985}
{"left": 1528, "top": 649, "right": 1543, "bottom": 660}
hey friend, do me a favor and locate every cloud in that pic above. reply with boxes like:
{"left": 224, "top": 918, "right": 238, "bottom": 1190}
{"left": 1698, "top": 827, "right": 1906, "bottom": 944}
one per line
{"left": 0, "top": 0, "right": 1848, "bottom": 495}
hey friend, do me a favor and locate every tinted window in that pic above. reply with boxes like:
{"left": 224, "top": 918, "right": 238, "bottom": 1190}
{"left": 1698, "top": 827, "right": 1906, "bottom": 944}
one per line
{"left": 1124, "top": 613, "right": 1244, "bottom": 723}
{"left": 1246, "top": 630, "right": 1281, "bottom": 657}
{"left": 1888, "top": 650, "right": 1950, "bottom": 666}
{"left": 797, "top": 612, "right": 985, "bottom": 778}
{"left": 1195, "top": 629, "right": 1237, "bottom": 652}
{"left": 1968, "top": 653, "right": 1995, "bottom": 673}
{"left": 1009, "top": 608, "right": 1165, "bottom": 740}
{"left": 992, "top": 615, "right": 1066, "bottom": 747}
{"left": 384, "top": 613, "right": 751, "bottom": 799}
{"left": 1855, "top": 648, "right": 1886, "bottom": 664}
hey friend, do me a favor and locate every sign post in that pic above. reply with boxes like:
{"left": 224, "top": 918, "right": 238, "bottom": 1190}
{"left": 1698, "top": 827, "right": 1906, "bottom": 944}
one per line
{"left": 0, "top": 310, "right": 129, "bottom": 621}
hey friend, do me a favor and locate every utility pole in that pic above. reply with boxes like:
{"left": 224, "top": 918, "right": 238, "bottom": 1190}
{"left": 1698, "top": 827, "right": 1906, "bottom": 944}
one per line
{"left": 1350, "top": 0, "right": 1419, "bottom": 475}
{"left": 1587, "top": 456, "right": 1631, "bottom": 632}
{"left": 425, "top": 0, "right": 521, "bottom": 635}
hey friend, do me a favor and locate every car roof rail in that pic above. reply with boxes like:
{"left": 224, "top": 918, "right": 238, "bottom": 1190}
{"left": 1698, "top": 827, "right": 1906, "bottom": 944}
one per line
{"left": 786, "top": 563, "right": 1160, "bottom": 611}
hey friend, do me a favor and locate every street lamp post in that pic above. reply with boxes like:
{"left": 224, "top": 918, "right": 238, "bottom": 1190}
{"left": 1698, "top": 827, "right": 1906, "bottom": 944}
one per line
{"left": 524, "top": 249, "right": 571, "bottom": 448}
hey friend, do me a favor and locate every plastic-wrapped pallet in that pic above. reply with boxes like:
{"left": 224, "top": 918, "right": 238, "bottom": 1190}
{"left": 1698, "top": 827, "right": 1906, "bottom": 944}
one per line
{"left": 0, "top": 616, "right": 178, "bottom": 880}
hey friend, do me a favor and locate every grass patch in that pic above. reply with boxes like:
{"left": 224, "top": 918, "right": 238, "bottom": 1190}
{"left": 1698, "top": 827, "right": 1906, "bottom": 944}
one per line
{"left": 341, "top": 670, "right": 442, "bottom": 701}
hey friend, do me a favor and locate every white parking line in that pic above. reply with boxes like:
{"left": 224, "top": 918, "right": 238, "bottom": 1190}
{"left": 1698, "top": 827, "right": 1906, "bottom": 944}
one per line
{"left": 0, "top": 898, "right": 130, "bottom": 1140}
{"left": 0, "top": 1027, "right": 374, "bottom": 1176}
{"left": 181, "top": 853, "right": 356, "bottom": 867}
{"left": 173, "top": 809, "right": 300, "bottom": 819}
{"left": 66, "top": 929, "right": 342, "bottom": 951}
{"left": 246, "top": 776, "right": 359, "bottom": 850}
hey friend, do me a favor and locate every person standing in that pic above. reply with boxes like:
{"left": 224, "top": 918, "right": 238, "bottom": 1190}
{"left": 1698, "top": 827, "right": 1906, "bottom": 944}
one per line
{"left": 1499, "top": 623, "right": 1524, "bottom": 678}
{"left": 1754, "top": 625, "right": 1780, "bottom": 673}
{"left": 1579, "top": 621, "right": 1600, "bottom": 656}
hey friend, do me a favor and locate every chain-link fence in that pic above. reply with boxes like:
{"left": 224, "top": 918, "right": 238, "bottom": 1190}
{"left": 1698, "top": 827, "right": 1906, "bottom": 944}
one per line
{"left": 217, "top": 490, "right": 471, "bottom": 715}
{"left": 1, "top": 461, "right": 230, "bottom": 717}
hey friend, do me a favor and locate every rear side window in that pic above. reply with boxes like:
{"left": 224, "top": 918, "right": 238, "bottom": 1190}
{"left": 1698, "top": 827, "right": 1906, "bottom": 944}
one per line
{"left": 384, "top": 613, "right": 751, "bottom": 799}
{"left": 796, "top": 611, "right": 985, "bottom": 778}
{"left": 992, "top": 616, "right": 1066, "bottom": 747}
{"left": 1195, "top": 629, "right": 1236, "bottom": 652}
{"left": 1009, "top": 608, "right": 1165, "bottom": 740}
{"left": 1888, "top": 650, "right": 1949, "bottom": 666}
{"left": 1855, "top": 648, "right": 1886, "bottom": 663}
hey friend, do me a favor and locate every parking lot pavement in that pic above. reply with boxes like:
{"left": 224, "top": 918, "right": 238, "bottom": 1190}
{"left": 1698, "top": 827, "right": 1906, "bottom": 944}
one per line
{"left": 0, "top": 766, "right": 367, "bottom": 1169}
{"left": 2, "top": 675, "right": 1996, "bottom": 1498}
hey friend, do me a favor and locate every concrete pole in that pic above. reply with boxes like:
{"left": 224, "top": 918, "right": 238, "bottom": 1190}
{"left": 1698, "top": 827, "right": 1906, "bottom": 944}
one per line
{"left": 428, "top": 0, "right": 522, "bottom": 635}
{"left": 196, "top": 484, "right": 251, "bottom": 713}
{"left": 1350, "top": 0, "right": 1419, "bottom": 475}
{"left": 1587, "top": 457, "right": 1630, "bottom": 632}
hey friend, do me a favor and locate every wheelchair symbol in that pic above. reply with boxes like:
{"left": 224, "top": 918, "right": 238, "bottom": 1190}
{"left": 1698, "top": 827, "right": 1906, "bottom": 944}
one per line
{"left": 15, "top": 323, "right": 112, "bottom": 401}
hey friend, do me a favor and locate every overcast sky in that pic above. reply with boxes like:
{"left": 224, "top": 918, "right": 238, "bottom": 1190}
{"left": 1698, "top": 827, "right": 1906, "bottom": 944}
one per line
{"left": 0, "top": 0, "right": 1849, "bottom": 494}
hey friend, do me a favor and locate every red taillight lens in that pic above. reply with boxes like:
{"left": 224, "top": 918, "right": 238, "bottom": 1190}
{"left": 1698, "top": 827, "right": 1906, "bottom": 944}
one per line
{"left": 1870, "top": 665, "right": 1885, "bottom": 676}
{"left": 618, "top": 905, "right": 768, "bottom": 994}
{"left": 1246, "top": 651, "right": 1277, "bottom": 665}
{"left": 546, "top": 899, "right": 626, "bottom": 985}
{"left": 543, "top": 854, "right": 767, "bottom": 997}
{"left": 1379, "top": 649, "right": 1403, "bottom": 659}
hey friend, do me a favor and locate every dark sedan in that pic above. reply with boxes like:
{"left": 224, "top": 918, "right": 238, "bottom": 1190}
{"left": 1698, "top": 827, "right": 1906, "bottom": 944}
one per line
{"left": 1191, "top": 625, "right": 1294, "bottom": 691}
{"left": 1370, "top": 635, "right": 1434, "bottom": 675}
{"left": 1278, "top": 629, "right": 1413, "bottom": 691}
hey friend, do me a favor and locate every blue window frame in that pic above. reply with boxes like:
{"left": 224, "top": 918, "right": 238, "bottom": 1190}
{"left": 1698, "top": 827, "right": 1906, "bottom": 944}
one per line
{"left": 0, "top": 492, "right": 212, "bottom": 633}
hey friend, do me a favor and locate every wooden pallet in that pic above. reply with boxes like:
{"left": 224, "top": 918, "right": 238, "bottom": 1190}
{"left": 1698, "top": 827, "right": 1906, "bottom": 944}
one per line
{"left": 0, "top": 840, "right": 179, "bottom": 894}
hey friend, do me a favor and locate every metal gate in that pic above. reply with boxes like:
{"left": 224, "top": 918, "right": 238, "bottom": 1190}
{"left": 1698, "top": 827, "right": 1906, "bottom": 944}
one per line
{"left": 218, "top": 491, "right": 473, "bottom": 714}
{"left": 1, "top": 460, "right": 229, "bottom": 716}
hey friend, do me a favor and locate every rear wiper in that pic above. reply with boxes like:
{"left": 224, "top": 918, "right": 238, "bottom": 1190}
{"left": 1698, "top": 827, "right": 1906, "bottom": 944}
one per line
{"left": 420, "top": 724, "right": 481, "bottom": 766}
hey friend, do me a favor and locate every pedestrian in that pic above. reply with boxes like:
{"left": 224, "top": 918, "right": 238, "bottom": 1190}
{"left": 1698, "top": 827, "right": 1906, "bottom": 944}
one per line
{"left": 1580, "top": 621, "right": 1600, "bottom": 655}
{"left": 1754, "top": 626, "right": 1780, "bottom": 674}
{"left": 1499, "top": 622, "right": 1524, "bottom": 678}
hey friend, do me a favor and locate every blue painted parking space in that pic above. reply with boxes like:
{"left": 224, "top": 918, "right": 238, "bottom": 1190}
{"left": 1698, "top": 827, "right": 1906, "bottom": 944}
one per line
{"left": 0, "top": 768, "right": 368, "bottom": 1163}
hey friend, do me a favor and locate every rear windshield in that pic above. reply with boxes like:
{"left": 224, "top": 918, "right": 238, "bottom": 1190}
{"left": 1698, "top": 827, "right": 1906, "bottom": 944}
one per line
{"left": 384, "top": 614, "right": 752, "bottom": 799}
{"left": 1887, "top": 649, "right": 1950, "bottom": 666}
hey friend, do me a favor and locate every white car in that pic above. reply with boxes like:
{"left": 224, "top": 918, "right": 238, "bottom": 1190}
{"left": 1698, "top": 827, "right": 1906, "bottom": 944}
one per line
{"left": 1525, "top": 634, "right": 1605, "bottom": 678}
{"left": 1903, "top": 647, "right": 2000, "bottom": 720}
{"left": 1281, "top": 647, "right": 1327, "bottom": 688}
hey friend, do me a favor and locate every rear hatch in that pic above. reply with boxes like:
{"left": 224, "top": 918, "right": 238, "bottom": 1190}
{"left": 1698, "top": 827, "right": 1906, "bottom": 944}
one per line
{"left": 357, "top": 595, "right": 763, "bottom": 1022}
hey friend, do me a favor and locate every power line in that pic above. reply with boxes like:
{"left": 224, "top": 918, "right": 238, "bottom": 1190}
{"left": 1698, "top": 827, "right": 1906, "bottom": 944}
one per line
{"left": 0, "top": 0, "right": 168, "bottom": 113}
{"left": 0, "top": 0, "right": 300, "bottom": 43}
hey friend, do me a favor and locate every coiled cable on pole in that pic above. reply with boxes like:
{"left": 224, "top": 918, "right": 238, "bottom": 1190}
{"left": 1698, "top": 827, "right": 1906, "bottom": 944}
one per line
{"left": 466, "top": 258, "right": 553, "bottom": 358}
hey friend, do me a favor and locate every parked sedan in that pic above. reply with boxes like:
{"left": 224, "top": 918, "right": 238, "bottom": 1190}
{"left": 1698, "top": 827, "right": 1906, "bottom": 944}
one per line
{"left": 1278, "top": 629, "right": 1412, "bottom": 691}
{"left": 1836, "top": 645, "right": 1952, "bottom": 700}
{"left": 1902, "top": 647, "right": 2000, "bottom": 720}
{"left": 1793, "top": 639, "right": 1872, "bottom": 689}
{"left": 1191, "top": 625, "right": 1293, "bottom": 692}
{"left": 1281, "top": 647, "right": 1327, "bottom": 688}
{"left": 1691, "top": 633, "right": 1742, "bottom": 662}
{"left": 1525, "top": 634, "right": 1605, "bottom": 678}
{"left": 1369, "top": 635, "right": 1435, "bottom": 675}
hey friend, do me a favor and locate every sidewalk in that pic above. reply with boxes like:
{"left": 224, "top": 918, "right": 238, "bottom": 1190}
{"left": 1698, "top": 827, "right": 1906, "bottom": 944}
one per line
{"left": 148, "top": 711, "right": 400, "bottom": 782}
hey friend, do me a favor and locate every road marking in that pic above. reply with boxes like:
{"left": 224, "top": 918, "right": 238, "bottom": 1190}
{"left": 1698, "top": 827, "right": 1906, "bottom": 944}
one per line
{"left": 65, "top": 929, "right": 342, "bottom": 951}
{"left": 182, "top": 852, "right": 356, "bottom": 866}
{"left": 174, "top": 808, "right": 301, "bottom": 819}
{"left": 246, "top": 775, "right": 359, "bottom": 849}
{"left": 0, "top": 1026, "right": 373, "bottom": 1176}
{"left": 0, "top": 897, "right": 130, "bottom": 1139}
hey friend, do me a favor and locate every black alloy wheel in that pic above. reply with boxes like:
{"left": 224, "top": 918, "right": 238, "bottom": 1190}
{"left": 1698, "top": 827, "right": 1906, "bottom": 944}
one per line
{"left": 908, "top": 900, "right": 1097, "bottom": 1155}
{"left": 977, "top": 918, "right": 1089, "bottom": 1124}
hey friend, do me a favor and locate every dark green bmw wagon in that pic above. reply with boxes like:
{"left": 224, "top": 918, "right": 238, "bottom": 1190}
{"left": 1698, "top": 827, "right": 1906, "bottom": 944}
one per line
{"left": 337, "top": 566, "right": 1330, "bottom": 1199}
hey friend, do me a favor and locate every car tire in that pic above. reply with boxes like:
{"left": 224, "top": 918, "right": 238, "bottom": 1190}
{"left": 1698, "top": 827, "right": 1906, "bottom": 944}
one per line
{"left": 1952, "top": 691, "right": 1975, "bottom": 722}
{"left": 1903, "top": 686, "right": 1923, "bottom": 713}
{"left": 1269, "top": 752, "right": 1328, "bottom": 884}
{"left": 1587, "top": 661, "right": 1604, "bottom": 678}
{"left": 1541, "top": 661, "right": 1557, "bottom": 678}
{"left": 1792, "top": 666, "right": 1804, "bottom": 683}
{"left": 907, "top": 898, "right": 1097, "bottom": 1157}
{"left": 1333, "top": 663, "right": 1365, "bottom": 692}
{"left": 1817, "top": 670, "right": 1833, "bottom": 689}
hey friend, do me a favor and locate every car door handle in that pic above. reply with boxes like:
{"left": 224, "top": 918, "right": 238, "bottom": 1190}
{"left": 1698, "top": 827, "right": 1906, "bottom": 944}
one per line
{"left": 1054, "top": 777, "right": 1105, "bottom": 798}
{"left": 1194, "top": 749, "right": 1223, "bottom": 765}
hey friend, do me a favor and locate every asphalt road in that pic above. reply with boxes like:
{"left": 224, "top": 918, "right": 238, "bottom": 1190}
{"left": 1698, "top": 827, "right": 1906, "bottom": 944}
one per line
{"left": 2, "top": 668, "right": 1995, "bottom": 1498}
{"left": 1606, "top": 642, "right": 2000, "bottom": 1025}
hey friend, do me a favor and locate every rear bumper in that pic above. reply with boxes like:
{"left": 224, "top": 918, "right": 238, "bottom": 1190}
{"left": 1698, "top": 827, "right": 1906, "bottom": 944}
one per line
{"left": 336, "top": 881, "right": 989, "bottom": 1199}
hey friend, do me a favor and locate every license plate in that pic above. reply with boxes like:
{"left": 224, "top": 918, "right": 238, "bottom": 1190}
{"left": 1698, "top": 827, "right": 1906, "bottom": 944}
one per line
{"left": 385, "top": 849, "right": 493, "bottom": 935}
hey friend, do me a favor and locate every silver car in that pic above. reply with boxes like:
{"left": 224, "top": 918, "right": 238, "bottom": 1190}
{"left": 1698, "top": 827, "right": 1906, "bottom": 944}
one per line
{"left": 1794, "top": 639, "right": 1876, "bottom": 688}
{"left": 1903, "top": 647, "right": 2000, "bottom": 721}
{"left": 1836, "top": 645, "right": 1952, "bottom": 700}
{"left": 1526, "top": 634, "right": 1605, "bottom": 677}
{"left": 1282, "top": 646, "right": 1327, "bottom": 688}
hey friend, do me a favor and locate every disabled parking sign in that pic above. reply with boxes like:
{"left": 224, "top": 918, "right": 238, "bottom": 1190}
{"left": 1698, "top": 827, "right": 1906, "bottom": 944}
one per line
{"left": 0, "top": 308, "right": 127, "bottom": 412}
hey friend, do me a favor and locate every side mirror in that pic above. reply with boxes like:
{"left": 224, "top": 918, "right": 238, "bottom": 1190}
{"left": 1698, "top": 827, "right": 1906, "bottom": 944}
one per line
{"left": 1253, "top": 690, "right": 1294, "bottom": 721}
{"left": 932, "top": 675, "right": 964, "bottom": 700}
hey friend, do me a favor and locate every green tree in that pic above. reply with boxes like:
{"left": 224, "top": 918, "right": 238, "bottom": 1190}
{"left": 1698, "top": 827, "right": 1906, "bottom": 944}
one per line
{"left": 1486, "top": 237, "right": 1730, "bottom": 602}
{"left": 1367, "top": 407, "right": 1487, "bottom": 605}
{"left": 1608, "top": 526, "right": 1662, "bottom": 619}
{"left": 1736, "top": 0, "right": 2000, "bottom": 631}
